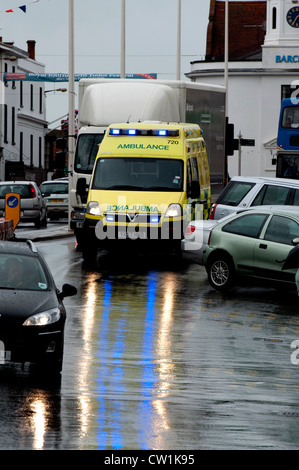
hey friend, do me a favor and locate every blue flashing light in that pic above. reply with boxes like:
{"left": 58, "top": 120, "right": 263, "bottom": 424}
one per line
{"left": 106, "top": 214, "right": 115, "bottom": 222}
{"left": 150, "top": 215, "right": 159, "bottom": 224}
{"left": 109, "top": 128, "right": 179, "bottom": 137}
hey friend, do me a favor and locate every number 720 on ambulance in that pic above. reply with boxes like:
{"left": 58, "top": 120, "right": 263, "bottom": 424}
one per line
{"left": 79, "top": 121, "right": 211, "bottom": 261}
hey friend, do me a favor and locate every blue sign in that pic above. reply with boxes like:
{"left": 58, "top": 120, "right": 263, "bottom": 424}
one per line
{"left": 6, "top": 195, "right": 19, "bottom": 208}
{"left": 276, "top": 55, "right": 299, "bottom": 63}
{"left": 3, "top": 73, "right": 158, "bottom": 82}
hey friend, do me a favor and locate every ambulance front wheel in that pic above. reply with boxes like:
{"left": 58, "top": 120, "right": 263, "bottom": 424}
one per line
{"left": 82, "top": 231, "right": 98, "bottom": 264}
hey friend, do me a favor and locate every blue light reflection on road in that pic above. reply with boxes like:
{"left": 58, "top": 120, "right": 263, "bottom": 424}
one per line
{"left": 96, "top": 279, "right": 112, "bottom": 450}
{"left": 95, "top": 274, "right": 159, "bottom": 450}
{"left": 139, "top": 273, "right": 158, "bottom": 450}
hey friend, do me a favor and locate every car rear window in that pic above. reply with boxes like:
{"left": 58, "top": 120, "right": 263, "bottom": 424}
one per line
{"left": 0, "top": 184, "right": 35, "bottom": 199}
{"left": 216, "top": 181, "right": 255, "bottom": 206}
{"left": 40, "top": 183, "right": 68, "bottom": 196}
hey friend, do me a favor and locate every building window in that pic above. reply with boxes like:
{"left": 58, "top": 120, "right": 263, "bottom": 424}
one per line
{"left": 4, "top": 64, "right": 8, "bottom": 87}
{"left": 4, "top": 105, "right": 8, "bottom": 143}
{"left": 272, "top": 7, "right": 277, "bottom": 30}
{"left": 20, "top": 132, "right": 23, "bottom": 162}
{"left": 30, "top": 84, "right": 34, "bottom": 111}
{"left": 39, "top": 137, "right": 42, "bottom": 167}
{"left": 30, "top": 134, "right": 34, "bottom": 166}
{"left": 281, "top": 84, "right": 299, "bottom": 101}
{"left": 11, "top": 107, "right": 15, "bottom": 145}
{"left": 20, "top": 81, "right": 23, "bottom": 108}
{"left": 12, "top": 66, "right": 16, "bottom": 89}
{"left": 39, "top": 87, "right": 43, "bottom": 114}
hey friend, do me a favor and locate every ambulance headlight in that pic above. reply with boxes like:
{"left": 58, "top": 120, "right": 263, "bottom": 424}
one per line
{"left": 165, "top": 204, "right": 181, "bottom": 218}
{"left": 86, "top": 201, "right": 102, "bottom": 216}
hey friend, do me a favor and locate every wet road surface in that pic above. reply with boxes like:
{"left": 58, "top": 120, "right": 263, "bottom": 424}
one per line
{"left": 0, "top": 233, "right": 299, "bottom": 450}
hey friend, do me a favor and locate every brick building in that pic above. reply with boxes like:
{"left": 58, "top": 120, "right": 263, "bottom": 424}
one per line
{"left": 205, "top": 0, "right": 266, "bottom": 61}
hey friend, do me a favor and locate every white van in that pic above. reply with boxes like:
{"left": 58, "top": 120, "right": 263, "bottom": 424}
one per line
{"left": 210, "top": 176, "right": 299, "bottom": 220}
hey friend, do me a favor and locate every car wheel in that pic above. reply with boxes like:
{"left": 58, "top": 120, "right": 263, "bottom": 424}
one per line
{"left": 34, "top": 217, "right": 41, "bottom": 229}
{"left": 82, "top": 231, "right": 98, "bottom": 264}
{"left": 41, "top": 212, "right": 48, "bottom": 227}
{"left": 207, "top": 253, "right": 235, "bottom": 291}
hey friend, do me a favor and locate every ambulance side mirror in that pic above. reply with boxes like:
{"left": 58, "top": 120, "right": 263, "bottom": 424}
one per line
{"left": 189, "top": 180, "right": 201, "bottom": 199}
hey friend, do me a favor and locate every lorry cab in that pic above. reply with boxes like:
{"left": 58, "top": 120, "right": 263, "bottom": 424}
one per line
{"left": 80, "top": 121, "right": 211, "bottom": 262}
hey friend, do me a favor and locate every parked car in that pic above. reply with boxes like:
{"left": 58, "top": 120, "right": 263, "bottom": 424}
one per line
{"left": 181, "top": 219, "right": 219, "bottom": 264}
{"left": 209, "top": 176, "right": 299, "bottom": 220}
{"left": 40, "top": 179, "right": 68, "bottom": 220}
{"left": 0, "top": 240, "right": 77, "bottom": 375}
{"left": 202, "top": 208, "right": 299, "bottom": 292}
{"left": 182, "top": 205, "right": 299, "bottom": 265}
{"left": 0, "top": 181, "right": 47, "bottom": 228}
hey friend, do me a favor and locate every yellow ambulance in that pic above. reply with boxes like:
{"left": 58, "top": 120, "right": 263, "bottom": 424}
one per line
{"left": 80, "top": 121, "right": 210, "bottom": 261}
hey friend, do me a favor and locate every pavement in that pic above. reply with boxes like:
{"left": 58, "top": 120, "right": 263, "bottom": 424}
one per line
{"left": 13, "top": 223, "right": 75, "bottom": 242}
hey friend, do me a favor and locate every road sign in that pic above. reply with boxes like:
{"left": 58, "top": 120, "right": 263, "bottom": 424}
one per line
{"left": 241, "top": 139, "right": 255, "bottom": 147}
{"left": 5, "top": 193, "right": 20, "bottom": 229}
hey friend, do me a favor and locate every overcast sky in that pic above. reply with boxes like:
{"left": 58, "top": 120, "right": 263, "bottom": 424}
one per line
{"left": 0, "top": 0, "right": 212, "bottom": 125}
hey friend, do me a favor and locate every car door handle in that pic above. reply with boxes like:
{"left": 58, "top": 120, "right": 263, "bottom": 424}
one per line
{"left": 259, "top": 243, "right": 267, "bottom": 249}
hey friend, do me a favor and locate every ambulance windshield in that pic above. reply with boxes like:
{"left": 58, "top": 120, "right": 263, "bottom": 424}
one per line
{"left": 92, "top": 157, "right": 183, "bottom": 191}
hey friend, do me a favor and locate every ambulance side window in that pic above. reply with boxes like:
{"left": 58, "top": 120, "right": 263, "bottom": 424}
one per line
{"left": 191, "top": 157, "right": 199, "bottom": 181}
{"left": 187, "top": 159, "right": 192, "bottom": 194}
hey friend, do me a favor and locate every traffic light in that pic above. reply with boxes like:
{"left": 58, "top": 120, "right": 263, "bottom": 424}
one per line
{"left": 55, "top": 138, "right": 67, "bottom": 169}
{"left": 225, "top": 122, "right": 238, "bottom": 155}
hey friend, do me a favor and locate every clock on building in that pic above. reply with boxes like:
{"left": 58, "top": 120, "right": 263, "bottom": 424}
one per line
{"left": 287, "top": 7, "right": 299, "bottom": 28}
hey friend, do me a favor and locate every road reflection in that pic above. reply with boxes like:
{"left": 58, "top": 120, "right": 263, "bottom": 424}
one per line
{"left": 3, "top": 238, "right": 299, "bottom": 450}
{"left": 75, "top": 262, "right": 181, "bottom": 450}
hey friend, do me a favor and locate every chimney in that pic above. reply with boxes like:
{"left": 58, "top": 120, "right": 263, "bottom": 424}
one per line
{"left": 27, "top": 40, "right": 36, "bottom": 60}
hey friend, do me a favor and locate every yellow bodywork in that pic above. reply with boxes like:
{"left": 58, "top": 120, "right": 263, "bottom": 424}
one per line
{"left": 85, "top": 122, "right": 210, "bottom": 240}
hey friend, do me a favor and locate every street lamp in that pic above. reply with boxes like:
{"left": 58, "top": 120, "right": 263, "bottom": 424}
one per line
{"left": 225, "top": 0, "right": 229, "bottom": 117}
{"left": 44, "top": 88, "right": 67, "bottom": 94}
{"left": 177, "top": 0, "right": 181, "bottom": 80}
{"left": 121, "top": 0, "right": 125, "bottom": 78}
{"left": 68, "top": 0, "right": 75, "bottom": 230}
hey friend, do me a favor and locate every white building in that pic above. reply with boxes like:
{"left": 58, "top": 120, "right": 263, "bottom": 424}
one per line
{"left": 0, "top": 39, "right": 47, "bottom": 183}
{"left": 187, "top": 0, "right": 299, "bottom": 178}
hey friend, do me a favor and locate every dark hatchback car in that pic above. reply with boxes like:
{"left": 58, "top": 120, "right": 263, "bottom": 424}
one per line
{"left": 0, "top": 240, "right": 77, "bottom": 375}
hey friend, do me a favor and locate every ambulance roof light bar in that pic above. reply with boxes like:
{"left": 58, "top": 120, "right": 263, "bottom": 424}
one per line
{"left": 109, "top": 128, "right": 180, "bottom": 137}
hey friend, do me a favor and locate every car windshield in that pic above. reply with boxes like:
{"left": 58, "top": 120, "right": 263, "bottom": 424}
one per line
{"left": 92, "top": 157, "right": 184, "bottom": 191}
{"left": 41, "top": 182, "right": 68, "bottom": 196}
{"left": 0, "top": 254, "right": 49, "bottom": 291}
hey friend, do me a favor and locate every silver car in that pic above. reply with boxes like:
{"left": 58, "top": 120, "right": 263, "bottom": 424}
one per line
{"left": 210, "top": 176, "right": 299, "bottom": 220}
{"left": 0, "top": 181, "right": 47, "bottom": 228}
{"left": 40, "top": 179, "right": 68, "bottom": 220}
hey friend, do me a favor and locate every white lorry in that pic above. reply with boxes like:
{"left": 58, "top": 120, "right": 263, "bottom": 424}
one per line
{"left": 70, "top": 79, "right": 225, "bottom": 246}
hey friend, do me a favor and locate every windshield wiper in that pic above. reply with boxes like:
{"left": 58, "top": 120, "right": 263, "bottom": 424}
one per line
{"left": 145, "top": 186, "right": 172, "bottom": 191}
{"left": 103, "top": 185, "right": 145, "bottom": 190}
